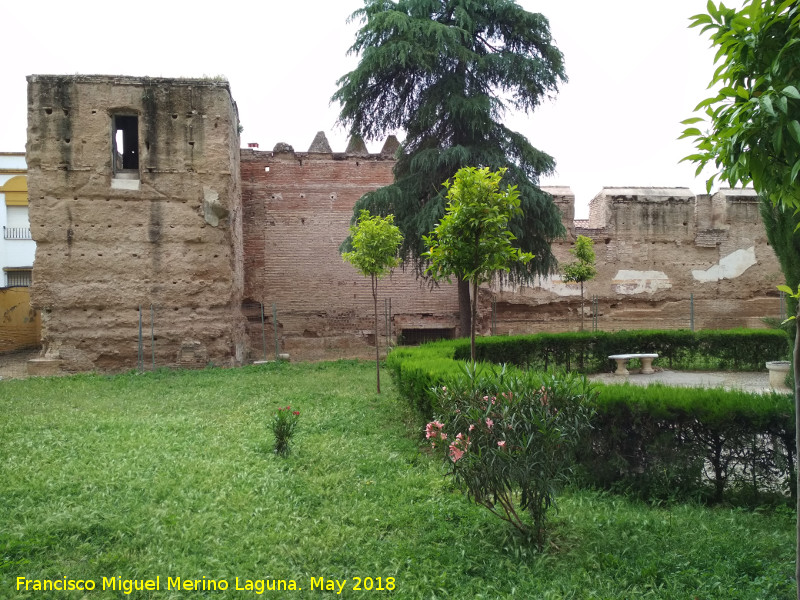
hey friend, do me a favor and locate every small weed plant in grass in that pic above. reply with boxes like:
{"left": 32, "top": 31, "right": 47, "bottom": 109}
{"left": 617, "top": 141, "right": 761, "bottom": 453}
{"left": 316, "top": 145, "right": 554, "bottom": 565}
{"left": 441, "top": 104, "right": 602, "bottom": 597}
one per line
{"left": 271, "top": 405, "right": 300, "bottom": 456}
{"left": 428, "top": 364, "right": 596, "bottom": 548}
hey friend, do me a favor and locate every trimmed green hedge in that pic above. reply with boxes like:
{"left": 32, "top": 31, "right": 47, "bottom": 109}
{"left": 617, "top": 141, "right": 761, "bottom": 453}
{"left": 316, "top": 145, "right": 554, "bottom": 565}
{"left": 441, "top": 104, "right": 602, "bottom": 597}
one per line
{"left": 579, "top": 383, "right": 795, "bottom": 503}
{"left": 452, "top": 329, "right": 789, "bottom": 372}
{"left": 386, "top": 341, "right": 464, "bottom": 416}
{"left": 388, "top": 330, "right": 796, "bottom": 504}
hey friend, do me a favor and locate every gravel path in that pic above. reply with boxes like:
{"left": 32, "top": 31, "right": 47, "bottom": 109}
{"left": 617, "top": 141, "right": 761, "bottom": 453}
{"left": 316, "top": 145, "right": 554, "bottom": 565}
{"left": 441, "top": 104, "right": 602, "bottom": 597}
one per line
{"left": 587, "top": 369, "right": 784, "bottom": 394}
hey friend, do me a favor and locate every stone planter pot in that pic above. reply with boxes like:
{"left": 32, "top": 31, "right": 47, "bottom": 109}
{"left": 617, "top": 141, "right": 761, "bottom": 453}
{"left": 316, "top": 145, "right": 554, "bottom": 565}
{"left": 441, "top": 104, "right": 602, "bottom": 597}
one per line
{"left": 766, "top": 361, "right": 791, "bottom": 391}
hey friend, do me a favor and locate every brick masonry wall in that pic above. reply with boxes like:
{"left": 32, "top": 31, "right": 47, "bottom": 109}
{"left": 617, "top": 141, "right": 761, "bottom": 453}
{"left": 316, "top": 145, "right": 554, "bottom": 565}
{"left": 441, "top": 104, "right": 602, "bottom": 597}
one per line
{"left": 240, "top": 150, "right": 785, "bottom": 361}
{"left": 490, "top": 188, "right": 784, "bottom": 335}
{"left": 241, "top": 148, "right": 460, "bottom": 361}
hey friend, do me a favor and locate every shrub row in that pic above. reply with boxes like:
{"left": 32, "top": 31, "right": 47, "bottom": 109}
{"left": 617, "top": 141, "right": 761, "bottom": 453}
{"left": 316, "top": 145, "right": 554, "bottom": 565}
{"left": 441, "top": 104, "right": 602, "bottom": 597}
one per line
{"left": 451, "top": 329, "right": 790, "bottom": 372}
{"left": 386, "top": 342, "right": 464, "bottom": 416}
{"left": 579, "top": 383, "right": 795, "bottom": 504}
{"left": 388, "top": 333, "right": 796, "bottom": 505}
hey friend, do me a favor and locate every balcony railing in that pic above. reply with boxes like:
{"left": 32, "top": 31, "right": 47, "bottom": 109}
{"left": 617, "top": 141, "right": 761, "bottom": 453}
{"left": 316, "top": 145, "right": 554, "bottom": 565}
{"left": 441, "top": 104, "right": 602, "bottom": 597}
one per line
{"left": 3, "top": 227, "right": 32, "bottom": 240}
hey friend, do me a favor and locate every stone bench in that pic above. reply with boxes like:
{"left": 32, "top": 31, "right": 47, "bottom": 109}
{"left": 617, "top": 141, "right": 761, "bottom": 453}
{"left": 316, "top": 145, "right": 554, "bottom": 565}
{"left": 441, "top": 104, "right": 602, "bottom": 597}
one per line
{"left": 608, "top": 353, "right": 658, "bottom": 376}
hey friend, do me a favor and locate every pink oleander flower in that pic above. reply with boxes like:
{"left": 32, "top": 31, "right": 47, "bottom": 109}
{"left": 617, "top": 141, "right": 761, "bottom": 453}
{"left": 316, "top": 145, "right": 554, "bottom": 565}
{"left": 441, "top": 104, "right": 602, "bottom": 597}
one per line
{"left": 425, "top": 420, "right": 445, "bottom": 439}
{"left": 468, "top": 424, "right": 475, "bottom": 432}
{"left": 456, "top": 432, "right": 464, "bottom": 440}
{"left": 497, "top": 440, "right": 506, "bottom": 449}
{"left": 483, "top": 395, "right": 489, "bottom": 401}
{"left": 485, "top": 417, "right": 494, "bottom": 429}
{"left": 449, "top": 444, "right": 465, "bottom": 462}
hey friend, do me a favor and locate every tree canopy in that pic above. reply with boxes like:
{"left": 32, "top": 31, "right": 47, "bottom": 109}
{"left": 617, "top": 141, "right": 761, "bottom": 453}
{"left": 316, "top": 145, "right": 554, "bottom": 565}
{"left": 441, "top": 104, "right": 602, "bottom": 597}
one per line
{"left": 682, "top": 2, "right": 800, "bottom": 593}
{"left": 333, "top": 0, "right": 568, "bottom": 332}
{"left": 423, "top": 166, "right": 533, "bottom": 361}
{"left": 681, "top": 0, "right": 800, "bottom": 209}
{"left": 342, "top": 210, "right": 403, "bottom": 392}
{"left": 562, "top": 234, "right": 597, "bottom": 331}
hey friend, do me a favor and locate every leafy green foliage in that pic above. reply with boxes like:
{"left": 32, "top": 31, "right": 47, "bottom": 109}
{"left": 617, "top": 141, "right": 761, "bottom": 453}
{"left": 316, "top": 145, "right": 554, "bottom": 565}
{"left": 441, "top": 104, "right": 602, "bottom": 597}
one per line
{"left": 342, "top": 210, "right": 403, "bottom": 392}
{"left": 581, "top": 383, "right": 795, "bottom": 505}
{"left": 334, "top": 0, "right": 567, "bottom": 293}
{"left": 562, "top": 235, "right": 597, "bottom": 285}
{"left": 682, "top": 0, "right": 800, "bottom": 208}
{"left": 386, "top": 340, "right": 466, "bottom": 415}
{"left": 428, "top": 364, "right": 596, "bottom": 548}
{"left": 424, "top": 167, "right": 533, "bottom": 285}
{"left": 387, "top": 329, "right": 790, "bottom": 417}
{"left": 424, "top": 166, "right": 534, "bottom": 361}
{"left": 762, "top": 198, "right": 800, "bottom": 351}
{"left": 270, "top": 405, "right": 300, "bottom": 457}
{"left": 562, "top": 235, "right": 598, "bottom": 331}
{"left": 455, "top": 329, "right": 790, "bottom": 373}
{"left": 342, "top": 209, "right": 403, "bottom": 279}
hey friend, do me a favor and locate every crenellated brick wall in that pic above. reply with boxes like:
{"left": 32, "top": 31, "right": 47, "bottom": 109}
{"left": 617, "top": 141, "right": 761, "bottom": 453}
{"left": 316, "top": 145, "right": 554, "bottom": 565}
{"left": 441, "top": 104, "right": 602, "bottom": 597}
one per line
{"left": 240, "top": 143, "right": 461, "bottom": 361}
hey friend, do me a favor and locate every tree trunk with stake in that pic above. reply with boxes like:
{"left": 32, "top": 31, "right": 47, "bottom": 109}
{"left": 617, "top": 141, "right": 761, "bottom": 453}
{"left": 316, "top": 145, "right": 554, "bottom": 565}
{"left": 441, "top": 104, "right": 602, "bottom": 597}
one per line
{"left": 458, "top": 279, "right": 471, "bottom": 340}
{"left": 795, "top": 301, "right": 799, "bottom": 593}
{"left": 373, "top": 274, "right": 380, "bottom": 394}
{"left": 471, "top": 279, "right": 479, "bottom": 364}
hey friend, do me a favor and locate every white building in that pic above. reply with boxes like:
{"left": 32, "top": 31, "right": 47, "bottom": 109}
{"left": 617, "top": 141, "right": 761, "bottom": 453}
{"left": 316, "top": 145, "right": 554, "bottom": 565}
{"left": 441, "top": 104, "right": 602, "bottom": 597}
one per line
{"left": 0, "top": 152, "right": 33, "bottom": 287}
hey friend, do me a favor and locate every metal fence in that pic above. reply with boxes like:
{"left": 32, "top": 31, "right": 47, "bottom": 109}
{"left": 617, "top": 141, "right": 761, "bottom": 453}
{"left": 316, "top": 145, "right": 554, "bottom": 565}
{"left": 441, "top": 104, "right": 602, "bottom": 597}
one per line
{"left": 488, "top": 292, "right": 787, "bottom": 336}
{"left": 1, "top": 291, "right": 786, "bottom": 378}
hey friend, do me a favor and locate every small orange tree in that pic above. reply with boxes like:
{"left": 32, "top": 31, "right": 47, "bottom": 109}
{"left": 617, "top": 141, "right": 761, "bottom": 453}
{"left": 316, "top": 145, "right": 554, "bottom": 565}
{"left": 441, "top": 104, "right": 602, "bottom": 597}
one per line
{"left": 424, "top": 167, "right": 534, "bottom": 362}
{"left": 343, "top": 210, "right": 403, "bottom": 393}
{"left": 562, "top": 235, "right": 597, "bottom": 331}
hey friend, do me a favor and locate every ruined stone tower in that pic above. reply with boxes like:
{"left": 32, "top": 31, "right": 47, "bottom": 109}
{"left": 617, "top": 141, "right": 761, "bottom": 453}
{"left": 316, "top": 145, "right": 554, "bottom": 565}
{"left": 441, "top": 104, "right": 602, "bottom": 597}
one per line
{"left": 26, "top": 75, "right": 246, "bottom": 372}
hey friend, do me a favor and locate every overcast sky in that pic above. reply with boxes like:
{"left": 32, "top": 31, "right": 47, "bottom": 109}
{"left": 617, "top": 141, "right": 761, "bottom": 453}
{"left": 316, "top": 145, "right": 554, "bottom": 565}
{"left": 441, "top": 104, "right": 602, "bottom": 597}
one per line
{"left": 2, "top": 0, "right": 726, "bottom": 217}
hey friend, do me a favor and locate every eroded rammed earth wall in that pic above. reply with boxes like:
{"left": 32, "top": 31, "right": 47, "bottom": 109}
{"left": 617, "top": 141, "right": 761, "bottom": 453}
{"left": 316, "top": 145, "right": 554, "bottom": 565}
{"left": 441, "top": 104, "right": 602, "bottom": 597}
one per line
{"left": 27, "top": 75, "right": 246, "bottom": 372}
{"left": 490, "top": 187, "right": 781, "bottom": 334}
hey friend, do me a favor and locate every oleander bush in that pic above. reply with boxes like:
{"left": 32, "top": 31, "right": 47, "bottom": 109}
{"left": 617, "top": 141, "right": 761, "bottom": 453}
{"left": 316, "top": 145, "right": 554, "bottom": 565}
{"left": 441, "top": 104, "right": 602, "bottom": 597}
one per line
{"left": 426, "top": 364, "right": 596, "bottom": 547}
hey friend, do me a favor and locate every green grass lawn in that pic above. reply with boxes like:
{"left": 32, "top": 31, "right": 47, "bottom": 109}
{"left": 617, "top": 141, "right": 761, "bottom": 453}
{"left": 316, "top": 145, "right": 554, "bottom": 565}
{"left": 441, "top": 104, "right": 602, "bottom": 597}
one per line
{"left": 0, "top": 360, "right": 795, "bottom": 599}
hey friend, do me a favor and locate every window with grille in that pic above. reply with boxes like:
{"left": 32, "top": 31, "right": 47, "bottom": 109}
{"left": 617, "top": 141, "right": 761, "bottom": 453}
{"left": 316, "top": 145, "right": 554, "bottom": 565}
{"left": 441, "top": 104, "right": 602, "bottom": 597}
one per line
{"left": 5, "top": 269, "right": 32, "bottom": 287}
